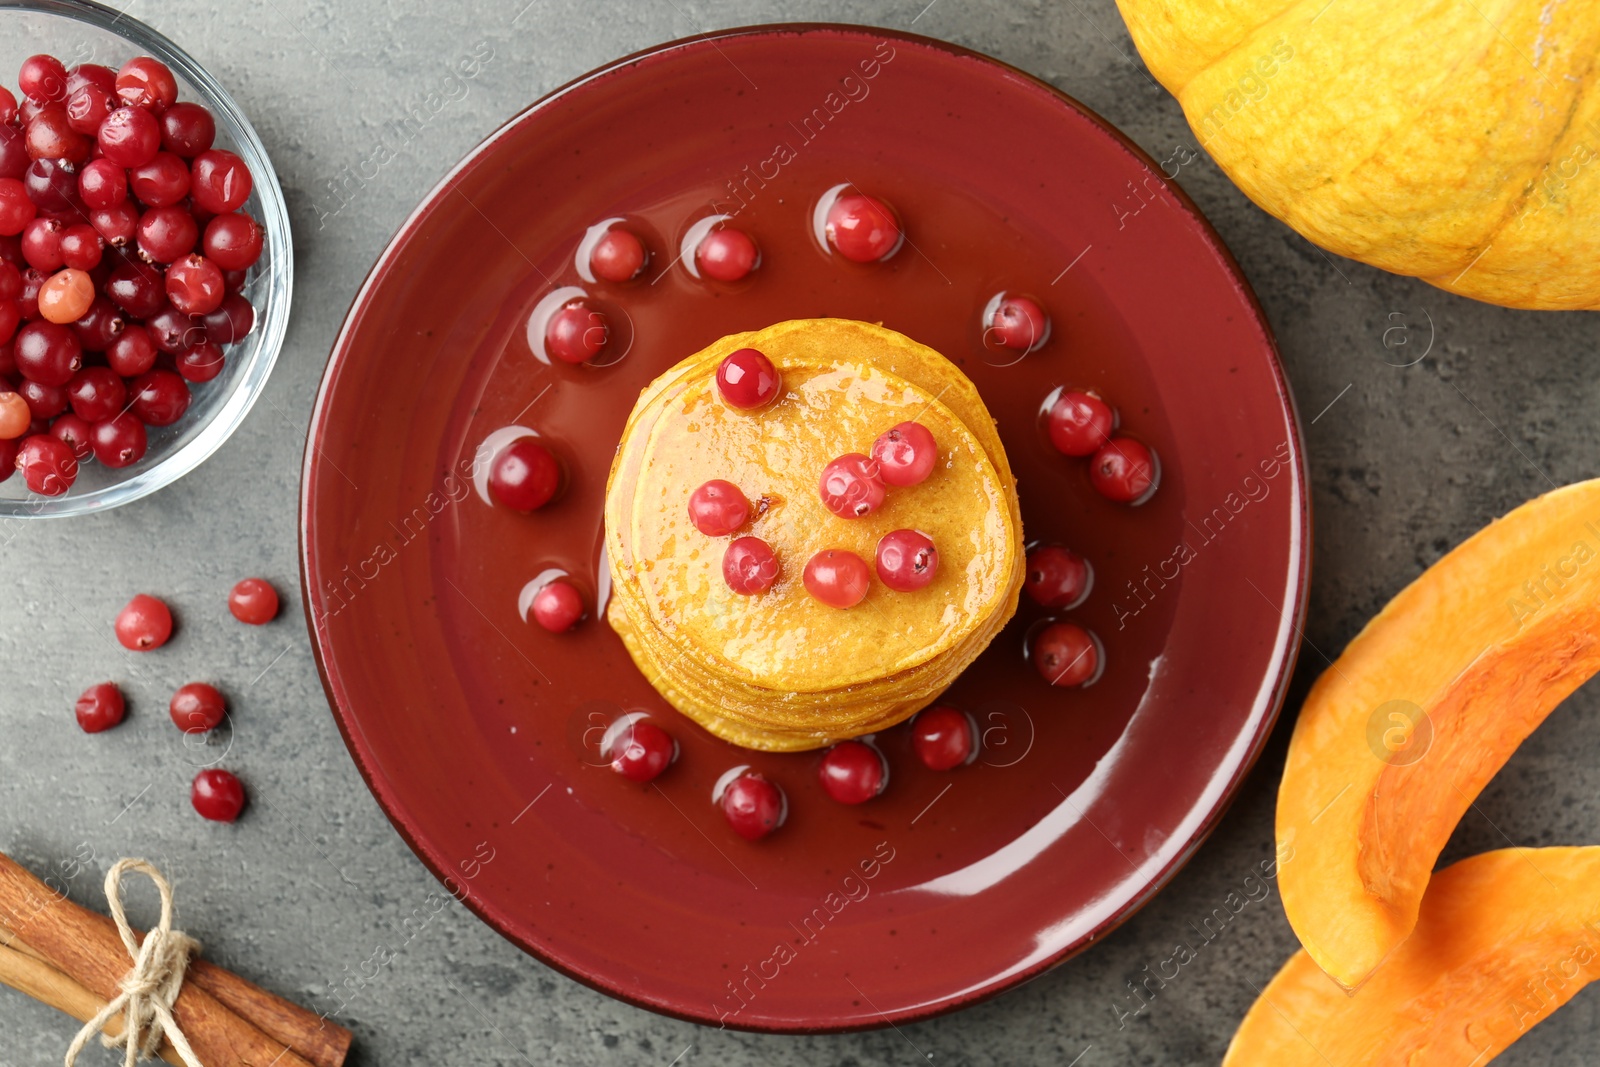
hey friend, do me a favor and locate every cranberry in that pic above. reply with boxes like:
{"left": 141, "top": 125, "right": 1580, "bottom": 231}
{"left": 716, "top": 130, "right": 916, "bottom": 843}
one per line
{"left": 77, "top": 157, "right": 127, "bottom": 209}
{"left": 165, "top": 253, "right": 224, "bottom": 315}
{"left": 128, "top": 369, "right": 189, "bottom": 425}
{"left": 129, "top": 152, "right": 190, "bottom": 207}
{"left": 605, "top": 718, "right": 676, "bottom": 782}
{"left": 228, "top": 578, "right": 279, "bottom": 625}
{"left": 65, "top": 85, "right": 114, "bottom": 136}
{"left": 146, "top": 304, "right": 202, "bottom": 353}
{"left": 175, "top": 340, "right": 224, "bottom": 382}
{"left": 818, "top": 453, "right": 885, "bottom": 518}
{"left": 488, "top": 438, "right": 560, "bottom": 510}
{"left": 19, "top": 56, "right": 68, "bottom": 104}
{"left": 189, "top": 149, "right": 252, "bottom": 214}
{"left": 200, "top": 292, "right": 254, "bottom": 344}
{"left": 687, "top": 479, "right": 749, "bottom": 536}
{"left": 0, "top": 87, "right": 14, "bottom": 125}
{"left": 70, "top": 294, "right": 122, "bottom": 350}
{"left": 21, "top": 217, "right": 65, "bottom": 272}
{"left": 531, "top": 580, "right": 584, "bottom": 632}
{"left": 91, "top": 412, "right": 147, "bottom": 468}
{"left": 818, "top": 740, "right": 887, "bottom": 804}
{"left": 24, "top": 158, "right": 82, "bottom": 214}
{"left": 115, "top": 593, "right": 173, "bottom": 650}
{"left": 38, "top": 268, "right": 94, "bottom": 324}
{"left": 875, "top": 529, "right": 938, "bottom": 592}
{"left": 544, "top": 303, "right": 607, "bottom": 364}
{"left": 0, "top": 392, "right": 28, "bottom": 439}
{"left": 67, "top": 366, "right": 125, "bottom": 422}
{"left": 168, "top": 682, "right": 226, "bottom": 733}
{"left": 695, "top": 227, "right": 758, "bottom": 282}
{"left": 988, "top": 295, "right": 1048, "bottom": 352}
{"left": 803, "top": 549, "right": 871, "bottom": 608}
{"left": 75, "top": 682, "right": 126, "bottom": 733}
{"left": 0, "top": 129, "right": 27, "bottom": 183}
{"left": 15, "top": 321, "right": 81, "bottom": 385}
{"left": 590, "top": 227, "right": 645, "bottom": 282}
{"left": 58, "top": 225, "right": 103, "bottom": 272}
{"left": 25, "top": 107, "right": 89, "bottom": 163}
{"left": 136, "top": 205, "right": 198, "bottom": 263}
{"left": 722, "top": 536, "right": 779, "bottom": 595}
{"left": 0, "top": 179, "right": 34, "bottom": 236}
{"left": 17, "top": 268, "right": 45, "bottom": 321}
{"left": 201, "top": 213, "right": 262, "bottom": 271}
{"left": 715, "top": 347, "right": 779, "bottom": 409}
{"left": 1090, "top": 438, "right": 1157, "bottom": 503}
{"left": 107, "top": 261, "right": 167, "bottom": 318}
{"left": 91, "top": 202, "right": 138, "bottom": 247}
{"left": 221, "top": 268, "right": 247, "bottom": 293}
{"left": 190, "top": 769, "right": 246, "bottom": 823}
{"left": 50, "top": 412, "right": 93, "bottom": 460}
{"left": 97, "top": 105, "right": 161, "bottom": 168}
{"left": 1025, "top": 545, "right": 1091, "bottom": 609}
{"left": 825, "top": 192, "right": 900, "bottom": 262}
{"left": 1047, "top": 390, "right": 1114, "bottom": 457}
{"left": 107, "top": 323, "right": 157, "bottom": 376}
{"left": 18, "top": 379, "right": 66, "bottom": 419}
{"left": 0, "top": 263, "right": 18, "bottom": 302}
{"left": 1032, "top": 621, "right": 1100, "bottom": 687}
{"left": 67, "top": 64, "right": 117, "bottom": 97}
{"left": 15, "top": 433, "right": 76, "bottom": 494}
{"left": 159, "top": 102, "right": 214, "bottom": 157}
{"left": 870, "top": 421, "right": 937, "bottom": 487}
{"left": 0, "top": 436, "right": 15, "bottom": 481}
{"left": 912, "top": 706, "right": 977, "bottom": 770}
{"left": 116, "top": 58, "right": 178, "bottom": 113}
{"left": 719, "top": 771, "right": 784, "bottom": 840}
{"left": 0, "top": 300, "right": 16, "bottom": 346}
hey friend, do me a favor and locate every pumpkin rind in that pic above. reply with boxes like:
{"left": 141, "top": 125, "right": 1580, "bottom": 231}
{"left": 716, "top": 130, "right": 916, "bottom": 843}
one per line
{"left": 1116, "top": 0, "right": 1600, "bottom": 309}
{"left": 1276, "top": 479, "right": 1600, "bottom": 989}
{"left": 1224, "top": 848, "right": 1600, "bottom": 1066}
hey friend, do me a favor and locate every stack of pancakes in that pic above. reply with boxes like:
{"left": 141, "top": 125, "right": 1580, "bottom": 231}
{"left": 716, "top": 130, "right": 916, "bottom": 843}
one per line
{"left": 605, "top": 318, "right": 1024, "bottom": 752}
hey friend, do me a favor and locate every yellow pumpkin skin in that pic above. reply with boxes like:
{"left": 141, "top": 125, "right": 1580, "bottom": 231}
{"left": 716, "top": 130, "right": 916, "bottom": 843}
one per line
{"left": 1276, "top": 479, "right": 1600, "bottom": 990}
{"left": 1224, "top": 848, "right": 1600, "bottom": 1066}
{"left": 1116, "top": 0, "right": 1600, "bottom": 309}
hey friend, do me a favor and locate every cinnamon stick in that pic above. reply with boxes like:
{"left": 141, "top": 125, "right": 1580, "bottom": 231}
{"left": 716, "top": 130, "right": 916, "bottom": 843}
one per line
{"left": 0, "top": 853, "right": 325, "bottom": 1067}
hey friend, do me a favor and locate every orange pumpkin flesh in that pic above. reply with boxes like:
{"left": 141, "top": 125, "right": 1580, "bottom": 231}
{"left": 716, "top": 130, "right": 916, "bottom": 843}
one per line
{"left": 1277, "top": 479, "right": 1600, "bottom": 989}
{"left": 1225, "top": 848, "right": 1600, "bottom": 1066}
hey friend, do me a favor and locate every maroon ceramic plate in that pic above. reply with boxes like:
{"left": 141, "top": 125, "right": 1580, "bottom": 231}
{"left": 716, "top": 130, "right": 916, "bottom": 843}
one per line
{"left": 302, "top": 24, "right": 1308, "bottom": 1032}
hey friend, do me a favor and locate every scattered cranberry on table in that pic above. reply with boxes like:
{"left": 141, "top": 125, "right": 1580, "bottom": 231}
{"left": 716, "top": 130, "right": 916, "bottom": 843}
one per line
{"left": 687, "top": 478, "right": 750, "bottom": 536}
{"left": 715, "top": 347, "right": 779, "bottom": 410}
{"left": 875, "top": 529, "right": 938, "bottom": 592}
{"left": 1090, "top": 437, "right": 1158, "bottom": 504}
{"left": 1032, "top": 621, "right": 1100, "bottom": 687}
{"left": 719, "top": 771, "right": 784, "bottom": 840}
{"left": 695, "top": 226, "right": 758, "bottom": 282}
{"left": 722, "top": 536, "right": 779, "bottom": 595}
{"left": 803, "top": 548, "right": 871, "bottom": 609}
{"left": 1047, "top": 390, "right": 1115, "bottom": 457}
{"left": 488, "top": 438, "right": 561, "bottom": 511}
{"left": 228, "top": 578, "right": 279, "bottom": 625}
{"left": 818, "top": 453, "right": 885, "bottom": 519}
{"left": 531, "top": 580, "right": 585, "bottom": 633}
{"left": 870, "top": 420, "right": 937, "bottom": 487}
{"left": 191, "top": 768, "right": 246, "bottom": 823}
{"left": 988, "top": 294, "right": 1048, "bottom": 352}
{"left": 74, "top": 682, "right": 126, "bottom": 734}
{"left": 824, "top": 192, "right": 900, "bottom": 263}
{"left": 1024, "top": 544, "right": 1091, "bottom": 609}
{"left": 818, "top": 740, "right": 887, "bottom": 804}
{"left": 606, "top": 718, "right": 677, "bottom": 782}
{"left": 590, "top": 226, "right": 646, "bottom": 282}
{"left": 911, "top": 706, "right": 977, "bottom": 770}
{"left": 114, "top": 593, "right": 172, "bottom": 651}
{"left": 544, "top": 302, "right": 608, "bottom": 364}
{"left": 169, "top": 681, "right": 225, "bottom": 734}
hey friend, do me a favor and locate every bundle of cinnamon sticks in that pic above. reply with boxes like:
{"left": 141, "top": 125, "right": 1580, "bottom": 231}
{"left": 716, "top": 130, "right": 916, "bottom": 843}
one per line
{"left": 0, "top": 851, "right": 351, "bottom": 1067}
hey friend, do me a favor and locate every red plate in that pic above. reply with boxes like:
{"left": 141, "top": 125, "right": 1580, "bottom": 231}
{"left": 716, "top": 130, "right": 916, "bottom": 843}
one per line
{"left": 302, "top": 24, "right": 1308, "bottom": 1032}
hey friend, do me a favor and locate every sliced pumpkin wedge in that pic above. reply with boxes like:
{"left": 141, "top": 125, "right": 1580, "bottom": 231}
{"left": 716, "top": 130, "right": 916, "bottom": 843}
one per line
{"left": 1278, "top": 479, "right": 1600, "bottom": 989}
{"left": 1225, "top": 847, "right": 1600, "bottom": 1065}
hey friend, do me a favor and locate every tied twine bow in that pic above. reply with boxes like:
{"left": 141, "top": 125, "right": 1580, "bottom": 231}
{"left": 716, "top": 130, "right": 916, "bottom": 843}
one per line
{"left": 64, "top": 859, "right": 203, "bottom": 1067}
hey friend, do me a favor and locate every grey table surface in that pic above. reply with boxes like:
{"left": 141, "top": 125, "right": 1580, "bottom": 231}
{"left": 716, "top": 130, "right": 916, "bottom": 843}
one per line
{"left": 4, "top": 1, "right": 1599, "bottom": 1064}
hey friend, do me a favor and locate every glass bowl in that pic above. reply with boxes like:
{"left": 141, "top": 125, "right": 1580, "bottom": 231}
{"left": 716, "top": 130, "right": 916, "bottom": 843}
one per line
{"left": 0, "top": 0, "right": 292, "bottom": 518}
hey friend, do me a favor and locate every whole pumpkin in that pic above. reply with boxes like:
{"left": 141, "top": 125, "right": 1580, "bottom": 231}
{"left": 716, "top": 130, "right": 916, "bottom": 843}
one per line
{"left": 1114, "top": 0, "right": 1600, "bottom": 310}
